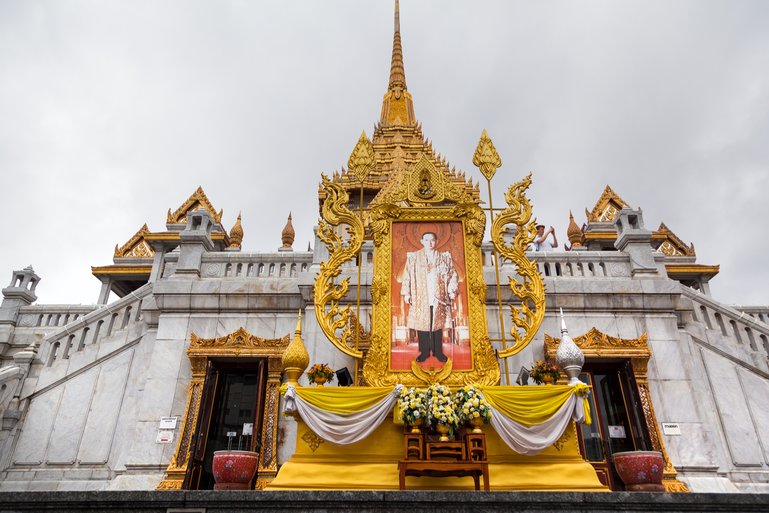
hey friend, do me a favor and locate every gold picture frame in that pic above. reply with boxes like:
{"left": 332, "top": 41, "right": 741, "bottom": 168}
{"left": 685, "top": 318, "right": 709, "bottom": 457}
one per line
{"left": 362, "top": 158, "right": 499, "bottom": 387}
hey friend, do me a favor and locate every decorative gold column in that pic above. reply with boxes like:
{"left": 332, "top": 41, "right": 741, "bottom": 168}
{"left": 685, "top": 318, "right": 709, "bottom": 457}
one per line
{"left": 157, "top": 328, "right": 290, "bottom": 490}
{"left": 545, "top": 328, "right": 689, "bottom": 493}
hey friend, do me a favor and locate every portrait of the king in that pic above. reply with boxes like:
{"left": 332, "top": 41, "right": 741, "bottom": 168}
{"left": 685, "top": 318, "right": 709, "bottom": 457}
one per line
{"left": 390, "top": 222, "right": 471, "bottom": 370}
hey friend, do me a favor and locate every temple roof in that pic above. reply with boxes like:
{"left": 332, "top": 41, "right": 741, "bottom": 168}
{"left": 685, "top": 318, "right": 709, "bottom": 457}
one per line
{"left": 320, "top": 0, "right": 479, "bottom": 209}
{"left": 113, "top": 224, "right": 155, "bottom": 259}
{"left": 167, "top": 186, "right": 223, "bottom": 225}
{"left": 585, "top": 185, "right": 630, "bottom": 223}
{"left": 655, "top": 222, "right": 696, "bottom": 257}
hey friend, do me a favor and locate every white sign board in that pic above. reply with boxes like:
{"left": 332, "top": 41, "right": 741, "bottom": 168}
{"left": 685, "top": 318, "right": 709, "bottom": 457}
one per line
{"left": 662, "top": 423, "right": 682, "bottom": 436}
{"left": 156, "top": 431, "right": 174, "bottom": 444}
{"left": 242, "top": 423, "right": 253, "bottom": 436}
{"left": 159, "top": 417, "right": 178, "bottom": 430}
{"left": 227, "top": 431, "right": 237, "bottom": 437}
{"left": 608, "top": 425, "right": 626, "bottom": 438}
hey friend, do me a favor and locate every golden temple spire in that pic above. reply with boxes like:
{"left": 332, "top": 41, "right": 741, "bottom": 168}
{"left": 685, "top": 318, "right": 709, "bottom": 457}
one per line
{"left": 389, "top": 0, "right": 406, "bottom": 91}
{"left": 380, "top": 0, "right": 415, "bottom": 126}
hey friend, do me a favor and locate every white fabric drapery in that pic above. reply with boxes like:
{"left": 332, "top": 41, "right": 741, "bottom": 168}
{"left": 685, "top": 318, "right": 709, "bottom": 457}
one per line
{"left": 481, "top": 390, "right": 587, "bottom": 455}
{"left": 283, "top": 384, "right": 404, "bottom": 445}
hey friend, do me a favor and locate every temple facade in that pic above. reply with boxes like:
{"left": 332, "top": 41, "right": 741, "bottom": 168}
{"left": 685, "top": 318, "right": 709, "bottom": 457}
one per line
{"left": 1, "top": 1, "right": 768, "bottom": 494}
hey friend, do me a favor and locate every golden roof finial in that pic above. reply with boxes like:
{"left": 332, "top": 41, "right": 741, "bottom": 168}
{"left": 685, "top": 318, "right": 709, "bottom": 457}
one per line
{"left": 567, "top": 211, "right": 583, "bottom": 248}
{"left": 348, "top": 131, "right": 375, "bottom": 182}
{"left": 281, "top": 212, "right": 295, "bottom": 250}
{"left": 472, "top": 129, "right": 503, "bottom": 181}
{"left": 281, "top": 310, "right": 310, "bottom": 386}
{"left": 380, "top": 0, "right": 415, "bottom": 126}
{"left": 228, "top": 212, "right": 243, "bottom": 249}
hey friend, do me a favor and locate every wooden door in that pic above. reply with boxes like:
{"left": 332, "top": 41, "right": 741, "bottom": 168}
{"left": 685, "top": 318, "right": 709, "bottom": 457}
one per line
{"left": 182, "top": 361, "right": 219, "bottom": 489}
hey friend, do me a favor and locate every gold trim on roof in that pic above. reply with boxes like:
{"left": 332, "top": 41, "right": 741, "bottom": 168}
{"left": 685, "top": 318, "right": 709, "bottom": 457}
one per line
{"left": 167, "top": 186, "right": 223, "bottom": 224}
{"left": 91, "top": 266, "right": 152, "bottom": 276}
{"left": 655, "top": 222, "right": 695, "bottom": 257}
{"left": 544, "top": 328, "right": 688, "bottom": 493}
{"left": 114, "top": 224, "right": 155, "bottom": 258}
{"left": 585, "top": 185, "right": 630, "bottom": 223}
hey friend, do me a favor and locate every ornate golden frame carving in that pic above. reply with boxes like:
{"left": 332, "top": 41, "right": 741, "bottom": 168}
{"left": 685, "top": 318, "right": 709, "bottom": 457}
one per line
{"left": 313, "top": 175, "right": 365, "bottom": 359}
{"left": 490, "top": 173, "right": 545, "bottom": 358}
{"left": 544, "top": 328, "right": 689, "bottom": 493}
{"left": 362, "top": 156, "right": 499, "bottom": 387}
{"left": 157, "top": 328, "right": 289, "bottom": 491}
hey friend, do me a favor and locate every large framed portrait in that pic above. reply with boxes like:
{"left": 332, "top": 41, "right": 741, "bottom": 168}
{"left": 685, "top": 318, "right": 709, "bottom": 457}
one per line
{"left": 390, "top": 222, "right": 471, "bottom": 371}
{"left": 363, "top": 200, "right": 500, "bottom": 387}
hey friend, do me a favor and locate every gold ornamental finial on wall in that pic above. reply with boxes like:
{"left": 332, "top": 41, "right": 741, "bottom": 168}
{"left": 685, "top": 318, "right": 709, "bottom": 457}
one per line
{"left": 281, "top": 213, "right": 295, "bottom": 250}
{"left": 282, "top": 310, "right": 310, "bottom": 386}
{"left": 472, "top": 129, "right": 502, "bottom": 181}
{"left": 567, "top": 211, "right": 583, "bottom": 248}
{"left": 228, "top": 212, "right": 243, "bottom": 249}
{"left": 347, "top": 131, "right": 375, "bottom": 183}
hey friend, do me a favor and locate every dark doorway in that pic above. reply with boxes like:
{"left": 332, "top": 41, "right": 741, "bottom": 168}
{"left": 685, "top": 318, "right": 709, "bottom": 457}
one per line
{"left": 183, "top": 359, "right": 267, "bottom": 490}
{"left": 576, "top": 361, "right": 651, "bottom": 490}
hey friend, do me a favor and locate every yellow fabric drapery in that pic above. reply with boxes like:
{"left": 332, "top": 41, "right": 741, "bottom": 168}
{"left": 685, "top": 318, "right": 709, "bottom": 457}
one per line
{"left": 480, "top": 383, "right": 591, "bottom": 426}
{"left": 292, "top": 386, "right": 396, "bottom": 414}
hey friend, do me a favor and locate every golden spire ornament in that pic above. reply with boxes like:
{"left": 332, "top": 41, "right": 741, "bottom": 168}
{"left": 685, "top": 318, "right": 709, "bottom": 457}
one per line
{"left": 281, "top": 310, "right": 310, "bottom": 386}
{"left": 348, "top": 131, "right": 375, "bottom": 183}
{"left": 567, "top": 211, "right": 583, "bottom": 248}
{"left": 472, "top": 129, "right": 502, "bottom": 181}
{"left": 280, "top": 213, "right": 295, "bottom": 250}
{"left": 228, "top": 212, "right": 243, "bottom": 249}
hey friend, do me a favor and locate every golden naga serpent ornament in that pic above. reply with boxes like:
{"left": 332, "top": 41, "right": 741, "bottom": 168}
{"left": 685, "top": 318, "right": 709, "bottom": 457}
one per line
{"left": 313, "top": 175, "right": 365, "bottom": 359}
{"left": 490, "top": 173, "right": 546, "bottom": 358}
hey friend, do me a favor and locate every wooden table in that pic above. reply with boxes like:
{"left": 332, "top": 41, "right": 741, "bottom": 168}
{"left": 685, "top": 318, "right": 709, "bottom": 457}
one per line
{"left": 398, "top": 460, "right": 490, "bottom": 491}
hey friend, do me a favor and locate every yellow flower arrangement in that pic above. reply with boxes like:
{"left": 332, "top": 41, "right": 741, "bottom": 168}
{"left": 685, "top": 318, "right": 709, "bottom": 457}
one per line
{"left": 306, "top": 363, "right": 335, "bottom": 384}
{"left": 454, "top": 385, "right": 492, "bottom": 425}
{"left": 530, "top": 359, "right": 560, "bottom": 384}
{"left": 426, "top": 384, "right": 459, "bottom": 433}
{"left": 397, "top": 387, "right": 426, "bottom": 426}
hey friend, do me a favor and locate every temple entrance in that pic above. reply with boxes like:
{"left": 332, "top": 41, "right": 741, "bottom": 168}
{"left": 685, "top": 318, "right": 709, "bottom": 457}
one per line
{"left": 577, "top": 361, "right": 651, "bottom": 490}
{"left": 183, "top": 359, "right": 268, "bottom": 490}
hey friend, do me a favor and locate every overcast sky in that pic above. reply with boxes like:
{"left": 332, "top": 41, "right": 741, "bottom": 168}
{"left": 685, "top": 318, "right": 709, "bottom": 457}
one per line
{"left": 1, "top": 0, "right": 767, "bottom": 307}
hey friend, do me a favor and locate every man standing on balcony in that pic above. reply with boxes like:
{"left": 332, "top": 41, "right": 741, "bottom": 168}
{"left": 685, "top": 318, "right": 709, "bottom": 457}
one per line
{"left": 532, "top": 224, "right": 559, "bottom": 252}
{"left": 401, "top": 232, "right": 458, "bottom": 363}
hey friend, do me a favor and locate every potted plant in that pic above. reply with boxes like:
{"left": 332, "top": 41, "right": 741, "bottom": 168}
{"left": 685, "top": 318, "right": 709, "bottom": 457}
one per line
{"left": 426, "top": 384, "right": 459, "bottom": 441}
{"left": 454, "top": 385, "right": 492, "bottom": 432}
{"left": 306, "top": 363, "right": 335, "bottom": 386}
{"left": 212, "top": 432, "right": 260, "bottom": 490}
{"left": 613, "top": 450, "right": 665, "bottom": 491}
{"left": 530, "top": 359, "right": 561, "bottom": 385}
{"left": 398, "top": 387, "right": 427, "bottom": 433}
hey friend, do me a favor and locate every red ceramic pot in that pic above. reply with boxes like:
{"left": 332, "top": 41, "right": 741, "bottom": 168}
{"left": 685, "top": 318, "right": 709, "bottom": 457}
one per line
{"left": 212, "top": 450, "right": 259, "bottom": 490}
{"left": 612, "top": 450, "right": 665, "bottom": 491}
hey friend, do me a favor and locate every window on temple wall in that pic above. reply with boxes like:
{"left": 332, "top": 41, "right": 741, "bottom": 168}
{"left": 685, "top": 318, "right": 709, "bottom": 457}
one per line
{"left": 225, "top": 263, "right": 232, "bottom": 277}
{"left": 301, "top": 263, "right": 307, "bottom": 272}
{"left": 236, "top": 263, "right": 243, "bottom": 277}
{"left": 247, "top": 264, "right": 253, "bottom": 276}
{"left": 258, "top": 263, "right": 264, "bottom": 276}
{"left": 280, "top": 263, "right": 286, "bottom": 277}
{"left": 122, "top": 307, "right": 132, "bottom": 329}
{"left": 715, "top": 313, "right": 727, "bottom": 336}
{"left": 62, "top": 335, "right": 74, "bottom": 359}
{"left": 36, "top": 314, "right": 43, "bottom": 327}
{"left": 745, "top": 327, "right": 757, "bottom": 351}
{"left": 77, "top": 328, "right": 89, "bottom": 351}
{"left": 730, "top": 320, "right": 743, "bottom": 343}
{"left": 290, "top": 264, "right": 297, "bottom": 277}
{"left": 93, "top": 320, "right": 103, "bottom": 343}
{"left": 47, "top": 342, "right": 60, "bottom": 367}
{"left": 269, "top": 264, "right": 275, "bottom": 276}
{"left": 367, "top": 252, "right": 373, "bottom": 265}
{"left": 107, "top": 313, "right": 118, "bottom": 336}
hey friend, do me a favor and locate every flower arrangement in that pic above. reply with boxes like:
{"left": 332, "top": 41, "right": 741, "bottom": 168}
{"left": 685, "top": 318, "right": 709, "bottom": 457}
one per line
{"left": 454, "top": 385, "right": 492, "bottom": 425}
{"left": 530, "top": 359, "right": 561, "bottom": 384}
{"left": 426, "top": 384, "right": 459, "bottom": 431}
{"left": 397, "top": 387, "right": 427, "bottom": 426}
{"left": 306, "top": 363, "right": 335, "bottom": 385}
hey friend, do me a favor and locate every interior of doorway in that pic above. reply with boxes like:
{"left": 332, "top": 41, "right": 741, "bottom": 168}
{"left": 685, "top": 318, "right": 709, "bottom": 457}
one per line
{"left": 577, "top": 360, "right": 651, "bottom": 490}
{"left": 185, "top": 358, "right": 267, "bottom": 490}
